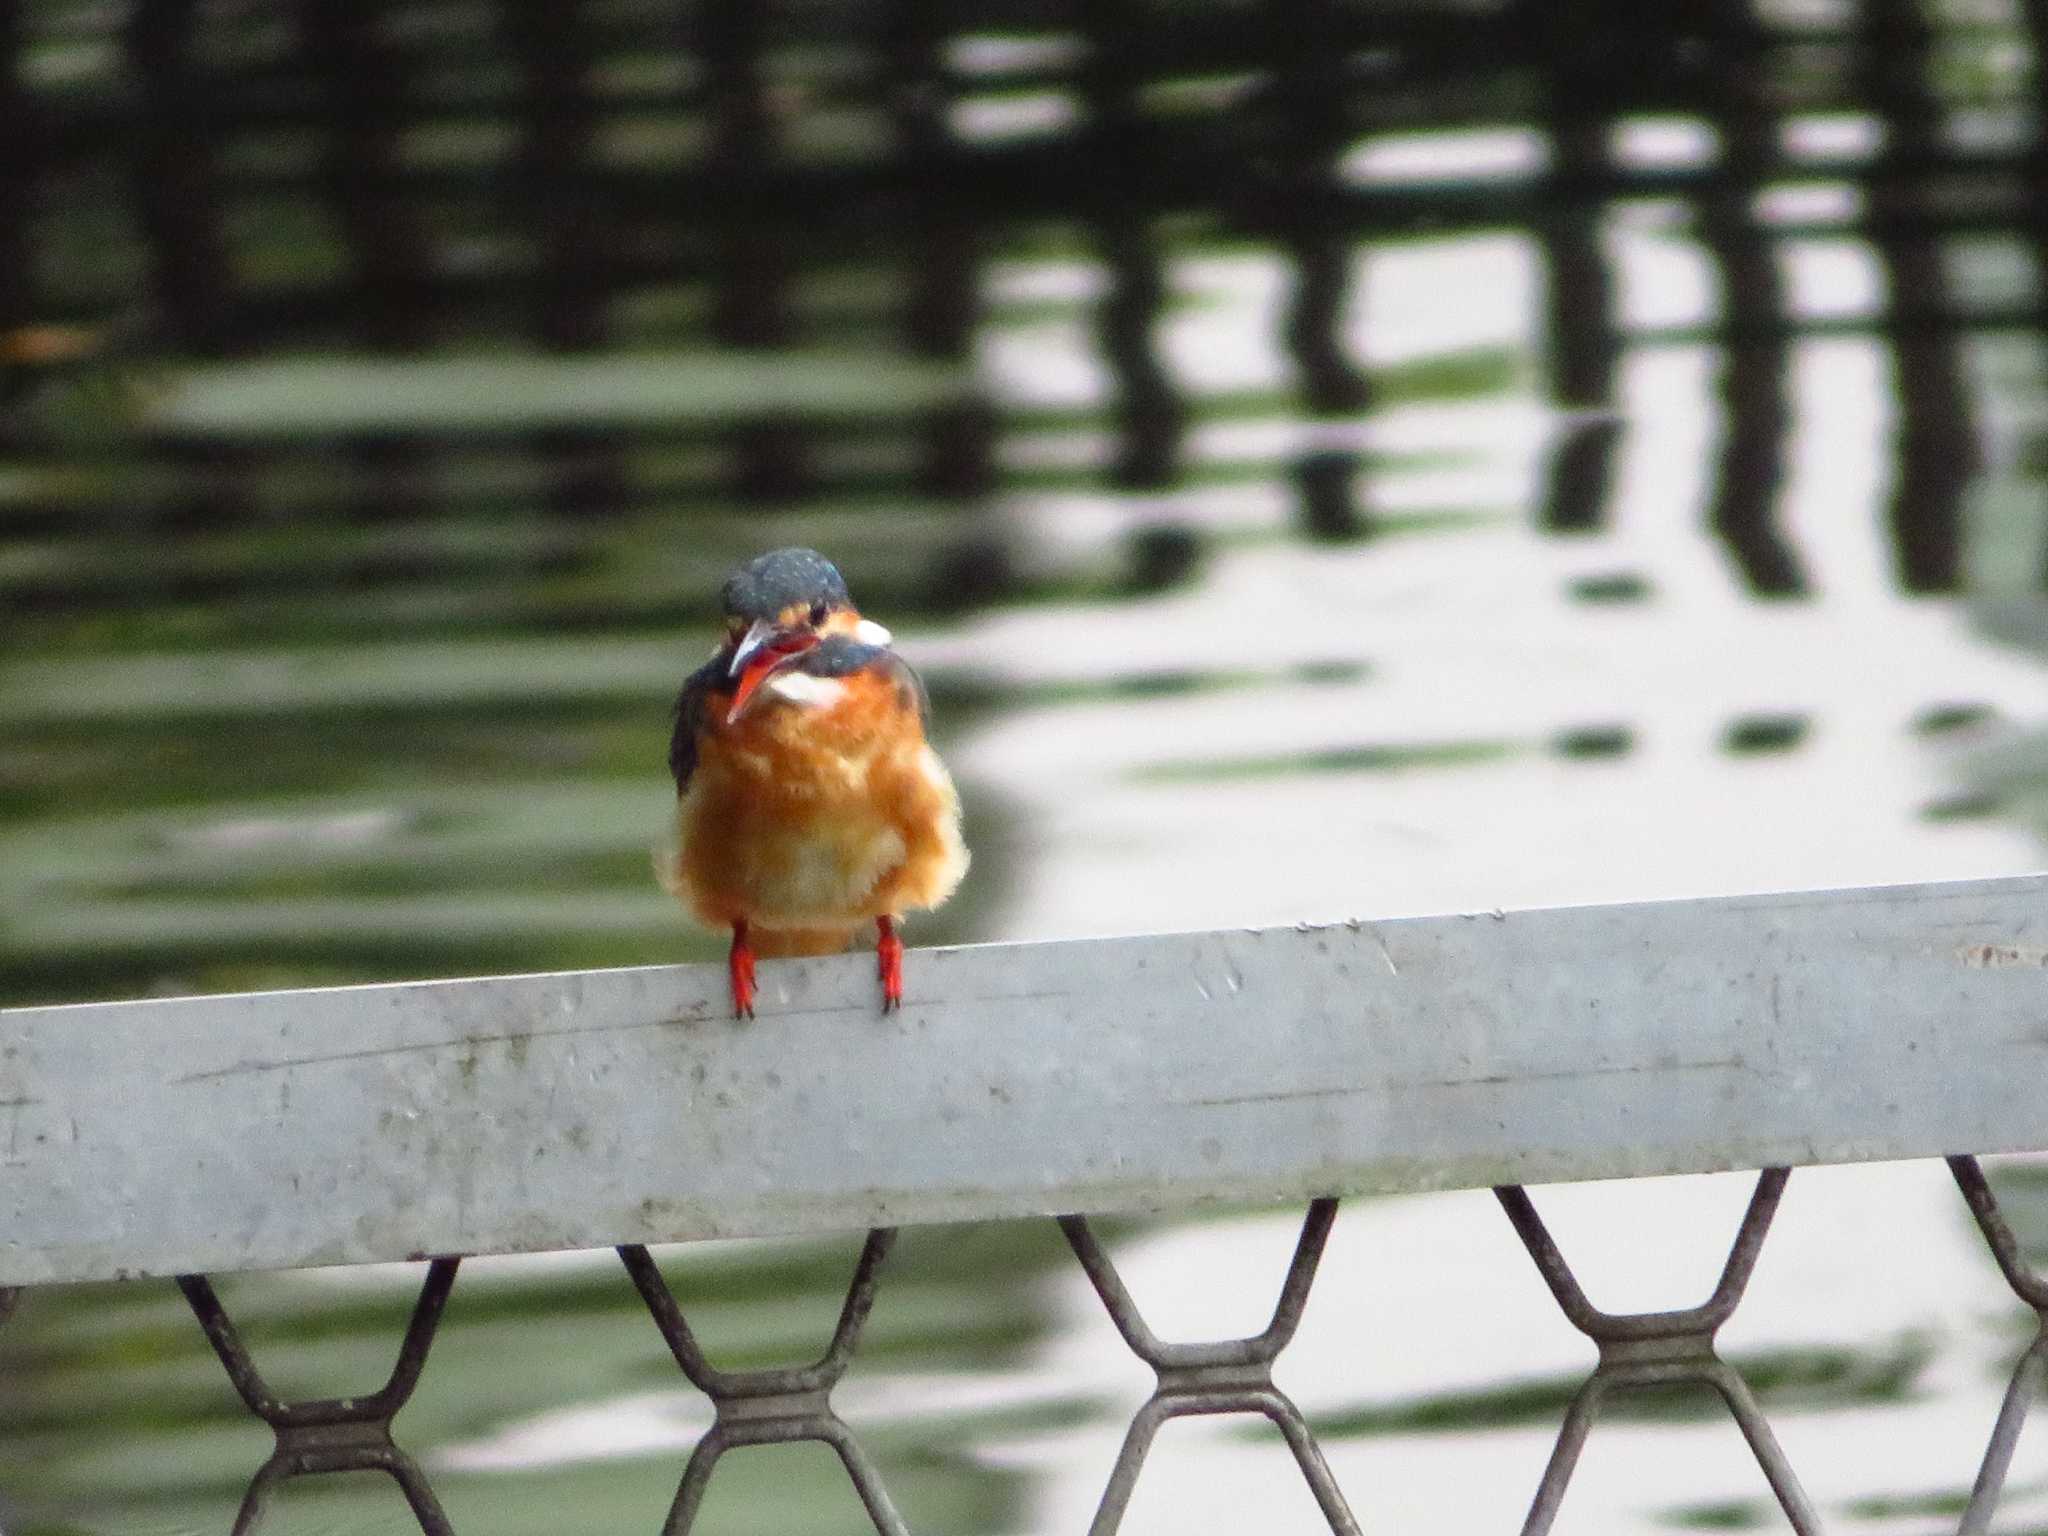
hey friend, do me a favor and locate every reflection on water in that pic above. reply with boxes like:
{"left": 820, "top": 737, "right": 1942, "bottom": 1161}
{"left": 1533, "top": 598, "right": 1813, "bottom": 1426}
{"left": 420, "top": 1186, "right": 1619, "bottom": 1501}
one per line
{"left": 7, "top": 0, "right": 2048, "bottom": 1530}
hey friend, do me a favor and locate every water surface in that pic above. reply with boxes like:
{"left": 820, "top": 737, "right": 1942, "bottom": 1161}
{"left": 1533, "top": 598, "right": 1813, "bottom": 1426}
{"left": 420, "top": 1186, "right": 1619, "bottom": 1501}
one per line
{"left": 5, "top": 69, "right": 2048, "bottom": 1536}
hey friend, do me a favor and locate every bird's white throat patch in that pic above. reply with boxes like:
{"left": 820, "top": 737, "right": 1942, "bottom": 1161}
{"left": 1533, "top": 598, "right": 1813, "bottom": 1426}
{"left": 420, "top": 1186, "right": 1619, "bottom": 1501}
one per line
{"left": 765, "top": 671, "right": 849, "bottom": 708}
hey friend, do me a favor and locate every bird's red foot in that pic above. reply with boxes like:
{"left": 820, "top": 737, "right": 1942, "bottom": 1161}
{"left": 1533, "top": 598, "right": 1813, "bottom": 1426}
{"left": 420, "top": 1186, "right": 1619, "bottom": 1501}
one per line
{"left": 729, "top": 921, "right": 757, "bottom": 1019}
{"left": 876, "top": 916, "right": 904, "bottom": 1012}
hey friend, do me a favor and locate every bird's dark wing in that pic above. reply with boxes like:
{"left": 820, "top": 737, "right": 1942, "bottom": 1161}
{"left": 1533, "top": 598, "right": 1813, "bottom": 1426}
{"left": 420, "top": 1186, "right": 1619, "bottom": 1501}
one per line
{"left": 803, "top": 636, "right": 930, "bottom": 729}
{"left": 886, "top": 650, "right": 933, "bottom": 730}
{"left": 668, "top": 655, "right": 724, "bottom": 791}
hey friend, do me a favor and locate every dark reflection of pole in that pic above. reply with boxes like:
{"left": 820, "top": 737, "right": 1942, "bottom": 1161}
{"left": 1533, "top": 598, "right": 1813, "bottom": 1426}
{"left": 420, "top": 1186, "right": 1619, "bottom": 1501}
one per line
{"left": 1270, "top": 0, "right": 1367, "bottom": 418}
{"left": 300, "top": 0, "right": 436, "bottom": 527}
{"left": 126, "top": 0, "right": 230, "bottom": 356}
{"left": 885, "top": 1, "right": 1010, "bottom": 609}
{"left": 1268, "top": 0, "right": 1370, "bottom": 540}
{"left": 0, "top": 0, "right": 30, "bottom": 447}
{"left": 126, "top": 0, "right": 255, "bottom": 532}
{"left": 1527, "top": 0, "right": 1623, "bottom": 533}
{"left": 1698, "top": 0, "right": 1806, "bottom": 597}
{"left": 2015, "top": 0, "right": 2048, "bottom": 590}
{"left": 886, "top": 0, "right": 996, "bottom": 504}
{"left": 1081, "top": 0, "right": 1183, "bottom": 490}
{"left": 1860, "top": 0, "right": 1975, "bottom": 593}
{"left": 300, "top": 0, "right": 432, "bottom": 352}
{"left": 1291, "top": 449, "right": 1358, "bottom": 542}
{"left": 698, "top": 0, "right": 808, "bottom": 504}
{"left": 507, "top": 0, "right": 629, "bottom": 522}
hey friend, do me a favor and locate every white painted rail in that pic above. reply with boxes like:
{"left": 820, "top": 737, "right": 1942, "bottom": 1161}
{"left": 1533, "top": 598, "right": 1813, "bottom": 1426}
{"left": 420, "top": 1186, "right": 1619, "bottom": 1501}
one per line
{"left": 3, "top": 872, "right": 2047, "bottom": 1288}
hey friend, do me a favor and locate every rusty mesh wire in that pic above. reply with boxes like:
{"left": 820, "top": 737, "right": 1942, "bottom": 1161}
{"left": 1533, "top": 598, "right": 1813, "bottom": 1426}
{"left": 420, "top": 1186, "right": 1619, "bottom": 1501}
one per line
{"left": 0, "top": 1156, "right": 2008, "bottom": 1533}
{"left": 1494, "top": 1169, "right": 1818, "bottom": 1533}
{"left": 175, "top": 1259, "right": 460, "bottom": 1535}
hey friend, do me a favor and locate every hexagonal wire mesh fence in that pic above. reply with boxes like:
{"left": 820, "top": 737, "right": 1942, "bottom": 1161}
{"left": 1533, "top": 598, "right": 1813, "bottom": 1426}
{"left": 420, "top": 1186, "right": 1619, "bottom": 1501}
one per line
{"left": 68, "top": 1158, "right": 2033, "bottom": 1534}
{"left": 1057, "top": 1199, "right": 1358, "bottom": 1536}
{"left": 174, "top": 1259, "right": 461, "bottom": 1535}
{"left": 1946, "top": 1156, "right": 2048, "bottom": 1535}
{"left": 1494, "top": 1169, "right": 1818, "bottom": 1534}
{"left": 617, "top": 1230, "right": 908, "bottom": 1536}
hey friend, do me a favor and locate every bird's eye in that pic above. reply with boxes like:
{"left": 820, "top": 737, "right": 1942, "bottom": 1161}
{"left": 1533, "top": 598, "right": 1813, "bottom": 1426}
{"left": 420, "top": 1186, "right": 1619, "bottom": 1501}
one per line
{"left": 808, "top": 601, "right": 827, "bottom": 625}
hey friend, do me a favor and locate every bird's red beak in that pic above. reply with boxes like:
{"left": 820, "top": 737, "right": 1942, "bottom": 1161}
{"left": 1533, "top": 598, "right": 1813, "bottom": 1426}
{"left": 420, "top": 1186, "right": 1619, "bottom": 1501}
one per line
{"left": 725, "top": 620, "right": 819, "bottom": 724}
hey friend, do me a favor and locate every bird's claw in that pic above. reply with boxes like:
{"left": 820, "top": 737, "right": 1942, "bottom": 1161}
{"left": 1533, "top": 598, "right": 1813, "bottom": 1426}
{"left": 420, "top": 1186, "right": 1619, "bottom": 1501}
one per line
{"left": 729, "top": 924, "right": 757, "bottom": 1020}
{"left": 877, "top": 917, "right": 904, "bottom": 1013}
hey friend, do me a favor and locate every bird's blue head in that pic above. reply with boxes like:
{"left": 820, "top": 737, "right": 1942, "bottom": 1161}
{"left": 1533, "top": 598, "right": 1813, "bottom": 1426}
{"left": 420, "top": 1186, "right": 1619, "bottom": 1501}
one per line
{"left": 719, "top": 547, "right": 852, "bottom": 627}
{"left": 714, "top": 549, "right": 875, "bottom": 723}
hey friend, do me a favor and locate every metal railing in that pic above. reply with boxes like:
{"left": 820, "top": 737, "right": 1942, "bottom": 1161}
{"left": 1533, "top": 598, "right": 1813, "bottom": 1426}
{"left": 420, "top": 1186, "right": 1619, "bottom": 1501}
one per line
{"left": 4, "top": 873, "right": 2048, "bottom": 1532}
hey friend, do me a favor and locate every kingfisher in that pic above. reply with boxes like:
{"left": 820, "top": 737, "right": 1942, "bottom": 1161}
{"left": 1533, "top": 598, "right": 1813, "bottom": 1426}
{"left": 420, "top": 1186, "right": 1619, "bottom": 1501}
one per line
{"left": 663, "top": 548, "right": 970, "bottom": 1018}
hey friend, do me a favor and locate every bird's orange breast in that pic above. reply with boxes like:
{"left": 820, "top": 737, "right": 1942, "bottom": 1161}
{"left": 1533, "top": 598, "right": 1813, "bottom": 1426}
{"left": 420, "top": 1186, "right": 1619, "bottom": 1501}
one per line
{"left": 670, "top": 668, "right": 968, "bottom": 933}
